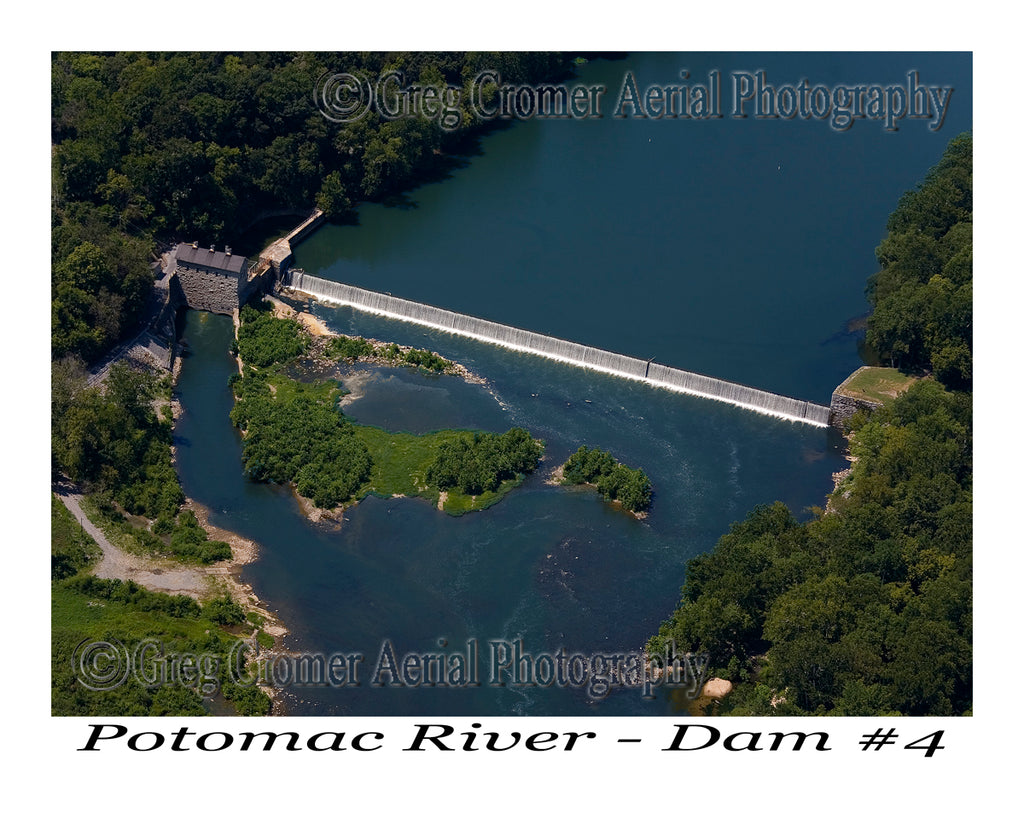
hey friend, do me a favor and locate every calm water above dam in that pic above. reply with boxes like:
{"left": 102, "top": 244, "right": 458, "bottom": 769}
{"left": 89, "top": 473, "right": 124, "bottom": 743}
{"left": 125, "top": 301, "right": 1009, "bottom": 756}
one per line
{"left": 174, "top": 52, "right": 971, "bottom": 715}
{"left": 295, "top": 52, "right": 971, "bottom": 402}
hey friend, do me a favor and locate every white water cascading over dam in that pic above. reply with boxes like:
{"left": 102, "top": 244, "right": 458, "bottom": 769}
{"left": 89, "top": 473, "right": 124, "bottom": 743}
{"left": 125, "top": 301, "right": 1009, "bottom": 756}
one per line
{"left": 285, "top": 271, "right": 833, "bottom": 427}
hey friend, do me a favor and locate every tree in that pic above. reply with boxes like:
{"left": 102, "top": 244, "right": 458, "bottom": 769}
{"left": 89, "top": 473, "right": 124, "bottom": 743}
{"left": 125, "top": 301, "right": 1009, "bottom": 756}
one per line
{"left": 649, "top": 379, "right": 972, "bottom": 716}
{"left": 316, "top": 170, "right": 352, "bottom": 219}
{"left": 866, "top": 133, "right": 972, "bottom": 387}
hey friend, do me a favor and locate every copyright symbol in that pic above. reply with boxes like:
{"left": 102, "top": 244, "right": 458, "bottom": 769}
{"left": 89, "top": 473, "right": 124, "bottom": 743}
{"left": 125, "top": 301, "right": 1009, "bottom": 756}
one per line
{"left": 73, "top": 639, "right": 130, "bottom": 691}
{"left": 315, "top": 72, "right": 374, "bottom": 123}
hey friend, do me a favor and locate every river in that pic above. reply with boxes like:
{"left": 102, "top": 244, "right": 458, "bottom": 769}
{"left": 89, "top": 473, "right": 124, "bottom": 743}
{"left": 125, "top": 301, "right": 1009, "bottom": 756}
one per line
{"left": 173, "top": 51, "right": 971, "bottom": 715}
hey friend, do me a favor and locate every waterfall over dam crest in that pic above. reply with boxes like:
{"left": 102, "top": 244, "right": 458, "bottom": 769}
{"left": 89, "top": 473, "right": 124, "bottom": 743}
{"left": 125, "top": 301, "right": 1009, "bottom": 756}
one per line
{"left": 284, "top": 271, "right": 833, "bottom": 427}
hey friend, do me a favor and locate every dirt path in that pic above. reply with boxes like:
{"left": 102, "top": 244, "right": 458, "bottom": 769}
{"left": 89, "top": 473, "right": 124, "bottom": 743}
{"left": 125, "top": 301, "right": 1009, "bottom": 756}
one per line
{"left": 53, "top": 482, "right": 216, "bottom": 598}
{"left": 53, "top": 482, "right": 288, "bottom": 643}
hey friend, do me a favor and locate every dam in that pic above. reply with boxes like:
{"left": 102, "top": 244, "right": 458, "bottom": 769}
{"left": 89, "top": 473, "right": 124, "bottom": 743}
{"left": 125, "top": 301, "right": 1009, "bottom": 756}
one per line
{"left": 283, "top": 271, "right": 833, "bottom": 427}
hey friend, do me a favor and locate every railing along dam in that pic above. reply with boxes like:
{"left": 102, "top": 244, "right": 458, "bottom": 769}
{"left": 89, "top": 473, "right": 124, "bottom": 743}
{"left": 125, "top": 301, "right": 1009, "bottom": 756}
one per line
{"left": 285, "top": 271, "right": 833, "bottom": 427}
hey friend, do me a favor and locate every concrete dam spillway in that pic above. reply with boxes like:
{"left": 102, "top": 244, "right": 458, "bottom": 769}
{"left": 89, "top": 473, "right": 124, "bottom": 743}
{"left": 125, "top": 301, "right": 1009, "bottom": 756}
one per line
{"left": 284, "top": 271, "right": 833, "bottom": 427}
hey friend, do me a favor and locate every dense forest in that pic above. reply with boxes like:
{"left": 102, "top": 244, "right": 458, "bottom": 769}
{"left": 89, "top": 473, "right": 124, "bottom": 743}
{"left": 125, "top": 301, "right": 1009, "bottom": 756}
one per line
{"left": 51, "top": 51, "right": 572, "bottom": 364}
{"left": 51, "top": 361, "right": 183, "bottom": 518}
{"left": 426, "top": 428, "right": 543, "bottom": 496}
{"left": 865, "top": 132, "right": 972, "bottom": 389}
{"left": 230, "top": 306, "right": 373, "bottom": 508}
{"left": 48, "top": 51, "right": 565, "bottom": 717}
{"left": 648, "top": 135, "right": 972, "bottom": 716}
{"left": 51, "top": 360, "right": 231, "bottom": 563}
{"left": 231, "top": 370, "right": 375, "bottom": 510}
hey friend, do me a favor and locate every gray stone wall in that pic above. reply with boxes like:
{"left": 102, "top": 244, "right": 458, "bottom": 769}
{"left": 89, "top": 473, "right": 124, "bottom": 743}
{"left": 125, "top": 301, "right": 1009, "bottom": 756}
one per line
{"left": 165, "top": 212, "right": 320, "bottom": 317}
{"left": 175, "top": 265, "right": 241, "bottom": 315}
{"left": 829, "top": 391, "right": 881, "bottom": 428}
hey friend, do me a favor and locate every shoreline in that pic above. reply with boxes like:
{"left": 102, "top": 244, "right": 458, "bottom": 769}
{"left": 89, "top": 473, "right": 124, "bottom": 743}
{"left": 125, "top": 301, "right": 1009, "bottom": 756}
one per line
{"left": 168, "top": 353, "right": 291, "bottom": 714}
{"left": 272, "top": 288, "right": 526, "bottom": 421}
{"left": 168, "top": 377, "right": 287, "bottom": 636}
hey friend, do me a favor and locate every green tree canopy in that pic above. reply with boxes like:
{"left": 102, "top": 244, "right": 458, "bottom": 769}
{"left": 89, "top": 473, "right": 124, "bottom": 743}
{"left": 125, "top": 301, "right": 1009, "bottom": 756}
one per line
{"left": 866, "top": 133, "right": 972, "bottom": 389}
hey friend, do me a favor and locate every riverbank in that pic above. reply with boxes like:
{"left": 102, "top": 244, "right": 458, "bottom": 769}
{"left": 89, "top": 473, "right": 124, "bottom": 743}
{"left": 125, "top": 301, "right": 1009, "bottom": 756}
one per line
{"left": 554, "top": 478, "right": 650, "bottom": 520}
{"left": 60, "top": 327, "right": 283, "bottom": 634}
{"left": 52, "top": 480, "right": 287, "bottom": 714}
{"left": 166, "top": 383, "right": 287, "bottom": 638}
{"left": 179, "top": 495, "right": 288, "bottom": 640}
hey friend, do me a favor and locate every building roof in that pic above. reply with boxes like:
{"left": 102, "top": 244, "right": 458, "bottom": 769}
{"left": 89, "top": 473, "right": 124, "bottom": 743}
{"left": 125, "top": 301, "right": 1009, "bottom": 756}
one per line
{"left": 175, "top": 243, "right": 248, "bottom": 274}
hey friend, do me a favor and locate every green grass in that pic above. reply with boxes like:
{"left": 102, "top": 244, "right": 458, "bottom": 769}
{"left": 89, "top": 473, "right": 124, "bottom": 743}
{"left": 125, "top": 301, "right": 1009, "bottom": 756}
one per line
{"left": 52, "top": 582, "right": 213, "bottom": 643}
{"left": 52, "top": 579, "right": 271, "bottom": 716}
{"left": 51, "top": 503, "right": 272, "bottom": 716}
{"left": 263, "top": 368, "right": 335, "bottom": 402}
{"left": 352, "top": 425, "right": 531, "bottom": 514}
{"left": 51, "top": 494, "right": 101, "bottom": 579}
{"left": 438, "top": 476, "right": 526, "bottom": 515}
{"left": 839, "top": 367, "right": 919, "bottom": 405}
{"left": 353, "top": 425, "right": 448, "bottom": 499}
{"left": 256, "top": 630, "right": 276, "bottom": 649}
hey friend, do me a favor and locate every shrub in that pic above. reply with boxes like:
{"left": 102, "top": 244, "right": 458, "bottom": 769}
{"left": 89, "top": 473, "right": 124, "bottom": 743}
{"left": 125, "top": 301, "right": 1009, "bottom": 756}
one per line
{"left": 330, "top": 335, "right": 374, "bottom": 361}
{"left": 204, "top": 595, "right": 246, "bottom": 626}
{"left": 236, "top": 306, "right": 308, "bottom": 368}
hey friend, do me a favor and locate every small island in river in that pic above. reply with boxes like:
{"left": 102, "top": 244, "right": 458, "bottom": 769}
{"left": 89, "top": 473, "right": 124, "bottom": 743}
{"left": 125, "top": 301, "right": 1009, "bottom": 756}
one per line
{"left": 557, "top": 445, "right": 653, "bottom": 516}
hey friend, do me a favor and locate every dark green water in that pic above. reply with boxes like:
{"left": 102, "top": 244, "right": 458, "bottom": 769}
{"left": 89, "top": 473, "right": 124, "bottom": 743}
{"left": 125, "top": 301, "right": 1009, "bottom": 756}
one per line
{"left": 174, "top": 52, "right": 971, "bottom": 716}
{"left": 296, "top": 52, "right": 971, "bottom": 401}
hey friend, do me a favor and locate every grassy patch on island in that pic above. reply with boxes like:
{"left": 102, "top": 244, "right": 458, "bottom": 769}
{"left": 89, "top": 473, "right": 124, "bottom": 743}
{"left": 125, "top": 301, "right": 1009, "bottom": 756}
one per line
{"left": 353, "top": 425, "right": 464, "bottom": 498}
{"left": 353, "top": 425, "right": 538, "bottom": 514}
